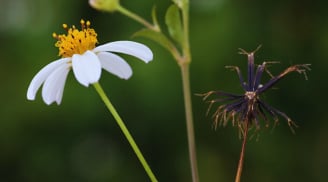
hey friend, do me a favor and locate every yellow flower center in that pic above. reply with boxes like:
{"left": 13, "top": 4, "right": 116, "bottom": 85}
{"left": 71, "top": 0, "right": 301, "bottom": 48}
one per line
{"left": 53, "top": 19, "right": 98, "bottom": 58}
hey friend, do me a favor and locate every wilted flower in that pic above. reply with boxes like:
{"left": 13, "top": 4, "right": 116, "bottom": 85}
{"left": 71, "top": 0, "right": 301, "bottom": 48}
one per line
{"left": 199, "top": 46, "right": 310, "bottom": 134}
{"left": 27, "top": 19, "right": 153, "bottom": 105}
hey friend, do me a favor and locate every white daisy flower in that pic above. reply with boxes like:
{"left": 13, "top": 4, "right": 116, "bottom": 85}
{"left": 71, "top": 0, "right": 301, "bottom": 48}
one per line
{"left": 27, "top": 19, "right": 153, "bottom": 105}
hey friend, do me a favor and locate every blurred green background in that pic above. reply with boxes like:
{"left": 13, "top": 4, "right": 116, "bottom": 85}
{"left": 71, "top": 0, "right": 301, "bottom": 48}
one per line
{"left": 0, "top": 0, "right": 327, "bottom": 181}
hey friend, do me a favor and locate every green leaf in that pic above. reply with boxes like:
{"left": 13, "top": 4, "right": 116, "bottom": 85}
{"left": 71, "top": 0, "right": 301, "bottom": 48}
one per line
{"left": 133, "top": 29, "right": 176, "bottom": 53}
{"left": 165, "top": 4, "right": 184, "bottom": 47}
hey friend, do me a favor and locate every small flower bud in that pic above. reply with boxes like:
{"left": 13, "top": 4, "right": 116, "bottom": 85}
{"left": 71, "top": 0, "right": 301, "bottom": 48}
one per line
{"left": 89, "top": 0, "right": 120, "bottom": 12}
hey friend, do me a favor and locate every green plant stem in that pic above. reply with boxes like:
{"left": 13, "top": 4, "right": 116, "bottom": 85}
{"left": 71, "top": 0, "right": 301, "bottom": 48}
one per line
{"left": 117, "top": 5, "right": 160, "bottom": 32}
{"left": 181, "top": 1, "right": 191, "bottom": 65}
{"left": 180, "top": 64, "right": 199, "bottom": 182}
{"left": 179, "top": 1, "right": 199, "bottom": 181}
{"left": 235, "top": 120, "right": 250, "bottom": 182}
{"left": 116, "top": 1, "right": 199, "bottom": 181}
{"left": 93, "top": 82, "right": 158, "bottom": 182}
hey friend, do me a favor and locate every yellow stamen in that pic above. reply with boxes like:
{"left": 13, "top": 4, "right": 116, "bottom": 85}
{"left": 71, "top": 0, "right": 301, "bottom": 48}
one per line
{"left": 53, "top": 19, "right": 98, "bottom": 58}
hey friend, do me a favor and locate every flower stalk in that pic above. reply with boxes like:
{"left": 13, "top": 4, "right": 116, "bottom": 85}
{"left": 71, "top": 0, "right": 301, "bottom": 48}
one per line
{"left": 116, "top": 5, "right": 160, "bottom": 32}
{"left": 181, "top": 0, "right": 191, "bottom": 65}
{"left": 181, "top": 63, "right": 199, "bottom": 182}
{"left": 174, "top": 1, "right": 199, "bottom": 181}
{"left": 180, "top": 1, "right": 199, "bottom": 181}
{"left": 235, "top": 118, "right": 250, "bottom": 182}
{"left": 93, "top": 82, "right": 158, "bottom": 182}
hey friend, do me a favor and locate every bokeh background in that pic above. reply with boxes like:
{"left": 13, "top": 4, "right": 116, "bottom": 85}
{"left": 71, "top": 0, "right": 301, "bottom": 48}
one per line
{"left": 0, "top": 0, "right": 327, "bottom": 181}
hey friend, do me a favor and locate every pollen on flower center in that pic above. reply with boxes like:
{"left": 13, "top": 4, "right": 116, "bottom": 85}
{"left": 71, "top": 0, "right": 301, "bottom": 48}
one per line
{"left": 52, "top": 19, "right": 98, "bottom": 58}
{"left": 245, "top": 91, "right": 257, "bottom": 100}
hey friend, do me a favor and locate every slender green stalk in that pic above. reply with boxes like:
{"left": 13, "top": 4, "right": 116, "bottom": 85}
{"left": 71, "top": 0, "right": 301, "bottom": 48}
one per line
{"left": 179, "top": 1, "right": 199, "bottom": 181}
{"left": 117, "top": 5, "right": 160, "bottom": 32}
{"left": 93, "top": 82, "right": 158, "bottom": 182}
{"left": 180, "top": 64, "right": 199, "bottom": 182}
{"left": 115, "top": 1, "right": 199, "bottom": 181}
{"left": 181, "top": 0, "right": 191, "bottom": 65}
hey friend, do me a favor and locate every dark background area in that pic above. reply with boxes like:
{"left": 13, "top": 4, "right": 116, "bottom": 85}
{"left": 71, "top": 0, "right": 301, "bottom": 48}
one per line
{"left": 0, "top": 0, "right": 327, "bottom": 181}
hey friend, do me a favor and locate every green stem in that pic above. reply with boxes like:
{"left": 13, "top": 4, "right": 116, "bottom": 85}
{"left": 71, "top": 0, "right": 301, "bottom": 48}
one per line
{"left": 181, "top": 1, "right": 191, "bottom": 64}
{"left": 93, "top": 82, "right": 158, "bottom": 182}
{"left": 180, "top": 64, "right": 199, "bottom": 182}
{"left": 115, "top": 1, "right": 199, "bottom": 181}
{"left": 117, "top": 5, "right": 160, "bottom": 32}
{"left": 179, "top": 1, "right": 198, "bottom": 181}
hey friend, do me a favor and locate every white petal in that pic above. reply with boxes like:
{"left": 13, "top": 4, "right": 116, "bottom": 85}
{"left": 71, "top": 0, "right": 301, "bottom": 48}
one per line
{"left": 27, "top": 58, "right": 70, "bottom": 101}
{"left": 42, "top": 63, "right": 70, "bottom": 105}
{"left": 97, "top": 52, "right": 132, "bottom": 79}
{"left": 72, "top": 51, "right": 101, "bottom": 87}
{"left": 93, "top": 41, "right": 153, "bottom": 63}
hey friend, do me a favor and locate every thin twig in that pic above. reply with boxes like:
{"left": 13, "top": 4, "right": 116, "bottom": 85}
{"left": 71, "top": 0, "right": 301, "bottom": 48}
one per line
{"left": 235, "top": 118, "right": 250, "bottom": 182}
